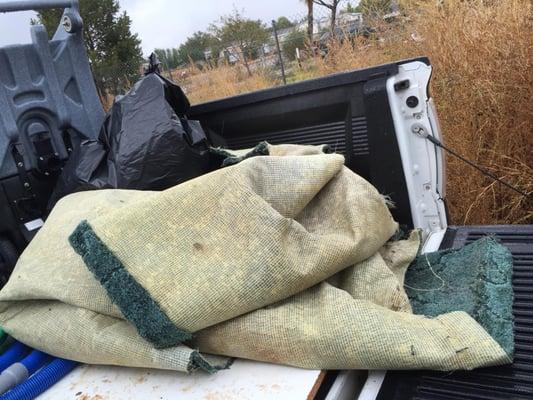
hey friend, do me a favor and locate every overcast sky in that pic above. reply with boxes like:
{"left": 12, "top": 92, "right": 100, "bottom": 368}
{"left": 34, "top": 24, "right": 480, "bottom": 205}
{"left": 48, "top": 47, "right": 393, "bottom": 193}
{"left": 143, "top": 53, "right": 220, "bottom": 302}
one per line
{"left": 0, "top": 0, "right": 314, "bottom": 53}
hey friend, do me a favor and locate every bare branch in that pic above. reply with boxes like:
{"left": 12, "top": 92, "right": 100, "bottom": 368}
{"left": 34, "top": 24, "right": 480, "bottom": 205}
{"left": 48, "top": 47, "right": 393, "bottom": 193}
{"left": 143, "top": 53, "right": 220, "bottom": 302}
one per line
{"left": 312, "top": 0, "right": 341, "bottom": 10}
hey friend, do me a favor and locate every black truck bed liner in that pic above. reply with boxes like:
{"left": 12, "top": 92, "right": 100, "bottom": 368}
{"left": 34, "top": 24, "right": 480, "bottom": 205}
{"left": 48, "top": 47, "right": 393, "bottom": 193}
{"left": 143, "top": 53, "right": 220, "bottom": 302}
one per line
{"left": 379, "top": 225, "right": 533, "bottom": 400}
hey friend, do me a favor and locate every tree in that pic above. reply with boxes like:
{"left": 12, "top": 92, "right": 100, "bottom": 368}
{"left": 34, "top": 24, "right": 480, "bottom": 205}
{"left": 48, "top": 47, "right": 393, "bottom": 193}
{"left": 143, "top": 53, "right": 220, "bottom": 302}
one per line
{"left": 34, "top": 0, "right": 143, "bottom": 97}
{"left": 152, "top": 32, "right": 220, "bottom": 70}
{"left": 300, "top": 0, "right": 314, "bottom": 42}
{"left": 154, "top": 48, "right": 181, "bottom": 70}
{"left": 345, "top": 2, "right": 358, "bottom": 13}
{"left": 275, "top": 16, "right": 294, "bottom": 30}
{"left": 210, "top": 10, "right": 270, "bottom": 76}
{"left": 355, "top": 0, "right": 394, "bottom": 16}
{"left": 281, "top": 29, "right": 307, "bottom": 60}
{"left": 313, "top": 0, "right": 343, "bottom": 32}
{"left": 177, "top": 31, "right": 219, "bottom": 64}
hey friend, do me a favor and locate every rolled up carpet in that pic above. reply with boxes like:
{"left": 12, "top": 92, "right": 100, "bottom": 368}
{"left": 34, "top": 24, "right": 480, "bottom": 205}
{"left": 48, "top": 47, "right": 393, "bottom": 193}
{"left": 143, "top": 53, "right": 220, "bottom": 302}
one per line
{"left": 0, "top": 144, "right": 513, "bottom": 372}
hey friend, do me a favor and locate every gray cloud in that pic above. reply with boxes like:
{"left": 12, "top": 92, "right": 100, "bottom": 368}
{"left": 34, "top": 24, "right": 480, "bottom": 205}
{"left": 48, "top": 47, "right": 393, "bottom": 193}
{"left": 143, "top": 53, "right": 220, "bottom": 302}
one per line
{"left": 0, "top": 10, "right": 37, "bottom": 47}
{"left": 123, "top": 0, "right": 310, "bottom": 54}
{"left": 0, "top": 1, "right": 310, "bottom": 53}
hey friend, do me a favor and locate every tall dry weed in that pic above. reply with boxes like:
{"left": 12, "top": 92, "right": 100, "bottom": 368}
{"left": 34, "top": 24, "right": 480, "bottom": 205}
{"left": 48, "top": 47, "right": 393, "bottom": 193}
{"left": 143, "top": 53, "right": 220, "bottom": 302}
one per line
{"left": 411, "top": 0, "right": 532, "bottom": 224}
{"left": 183, "top": 64, "right": 272, "bottom": 104}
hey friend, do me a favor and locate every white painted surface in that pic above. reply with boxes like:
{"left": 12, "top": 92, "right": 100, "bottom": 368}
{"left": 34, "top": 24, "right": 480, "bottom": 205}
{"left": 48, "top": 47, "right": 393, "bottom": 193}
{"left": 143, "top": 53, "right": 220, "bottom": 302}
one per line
{"left": 325, "top": 370, "right": 365, "bottom": 400}
{"left": 37, "top": 360, "right": 322, "bottom": 400}
{"left": 357, "top": 371, "right": 387, "bottom": 400}
{"left": 386, "top": 60, "right": 448, "bottom": 237}
{"left": 421, "top": 228, "right": 447, "bottom": 253}
{"left": 23, "top": 218, "right": 44, "bottom": 231}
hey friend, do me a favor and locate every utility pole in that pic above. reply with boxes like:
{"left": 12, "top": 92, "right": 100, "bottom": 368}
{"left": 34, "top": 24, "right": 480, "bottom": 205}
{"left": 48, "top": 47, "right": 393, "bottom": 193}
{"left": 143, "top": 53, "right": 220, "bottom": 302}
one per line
{"left": 271, "top": 20, "right": 287, "bottom": 85}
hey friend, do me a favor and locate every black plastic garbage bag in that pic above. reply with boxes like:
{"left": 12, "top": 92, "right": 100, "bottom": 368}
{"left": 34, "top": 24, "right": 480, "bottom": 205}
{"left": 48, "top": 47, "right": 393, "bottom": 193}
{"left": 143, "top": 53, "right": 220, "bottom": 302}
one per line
{"left": 49, "top": 73, "right": 212, "bottom": 208}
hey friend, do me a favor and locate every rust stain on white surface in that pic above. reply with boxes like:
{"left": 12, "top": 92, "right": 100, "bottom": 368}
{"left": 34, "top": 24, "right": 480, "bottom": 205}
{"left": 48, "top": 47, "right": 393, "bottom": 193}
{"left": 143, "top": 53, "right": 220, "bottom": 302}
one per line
{"left": 37, "top": 359, "right": 321, "bottom": 400}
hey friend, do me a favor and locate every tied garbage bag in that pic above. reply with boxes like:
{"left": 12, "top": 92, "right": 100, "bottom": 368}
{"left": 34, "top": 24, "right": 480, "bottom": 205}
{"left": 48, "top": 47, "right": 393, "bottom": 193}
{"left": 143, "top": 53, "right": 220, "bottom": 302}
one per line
{"left": 48, "top": 73, "right": 212, "bottom": 208}
{"left": 0, "top": 144, "right": 512, "bottom": 372}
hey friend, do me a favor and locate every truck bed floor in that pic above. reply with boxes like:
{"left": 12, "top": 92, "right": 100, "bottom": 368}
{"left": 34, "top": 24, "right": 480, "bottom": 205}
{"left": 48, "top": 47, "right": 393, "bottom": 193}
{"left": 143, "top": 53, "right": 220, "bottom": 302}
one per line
{"left": 378, "top": 225, "right": 533, "bottom": 400}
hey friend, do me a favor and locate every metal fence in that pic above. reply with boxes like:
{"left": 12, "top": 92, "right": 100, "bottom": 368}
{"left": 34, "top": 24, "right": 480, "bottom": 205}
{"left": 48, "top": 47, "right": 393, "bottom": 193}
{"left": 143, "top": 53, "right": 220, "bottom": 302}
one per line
{"left": 267, "top": 7, "right": 365, "bottom": 83}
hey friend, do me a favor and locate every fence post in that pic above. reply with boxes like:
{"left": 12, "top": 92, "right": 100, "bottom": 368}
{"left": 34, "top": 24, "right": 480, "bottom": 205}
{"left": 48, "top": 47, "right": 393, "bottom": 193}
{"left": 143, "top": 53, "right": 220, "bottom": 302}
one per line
{"left": 271, "top": 19, "right": 287, "bottom": 85}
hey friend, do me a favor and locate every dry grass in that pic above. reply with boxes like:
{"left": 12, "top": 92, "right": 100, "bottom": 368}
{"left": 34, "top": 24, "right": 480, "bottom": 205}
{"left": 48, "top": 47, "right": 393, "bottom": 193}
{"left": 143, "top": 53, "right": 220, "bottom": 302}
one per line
{"left": 173, "top": 64, "right": 273, "bottom": 104}
{"left": 409, "top": 0, "right": 532, "bottom": 224}
{"left": 177, "top": 0, "right": 532, "bottom": 225}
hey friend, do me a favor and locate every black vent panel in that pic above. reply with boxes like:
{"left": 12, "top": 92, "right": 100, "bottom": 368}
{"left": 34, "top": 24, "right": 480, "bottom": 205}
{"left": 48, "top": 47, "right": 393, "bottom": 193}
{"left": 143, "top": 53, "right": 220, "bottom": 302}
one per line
{"left": 378, "top": 225, "right": 533, "bottom": 400}
{"left": 223, "top": 116, "right": 369, "bottom": 159}
{"left": 225, "top": 119, "right": 348, "bottom": 154}
{"left": 352, "top": 116, "right": 369, "bottom": 156}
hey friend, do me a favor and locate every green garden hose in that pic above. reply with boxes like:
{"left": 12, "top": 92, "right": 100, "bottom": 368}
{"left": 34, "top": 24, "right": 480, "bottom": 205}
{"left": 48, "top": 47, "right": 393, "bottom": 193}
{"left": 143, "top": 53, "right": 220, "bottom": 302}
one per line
{"left": 0, "top": 329, "right": 11, "bottom": 355}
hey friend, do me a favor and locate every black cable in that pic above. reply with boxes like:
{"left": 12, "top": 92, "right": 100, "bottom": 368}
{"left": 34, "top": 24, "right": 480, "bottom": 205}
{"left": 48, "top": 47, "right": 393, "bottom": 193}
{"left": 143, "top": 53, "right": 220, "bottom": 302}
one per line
{"left": 425, "top": 135, "right": 530, "bottom": 198}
